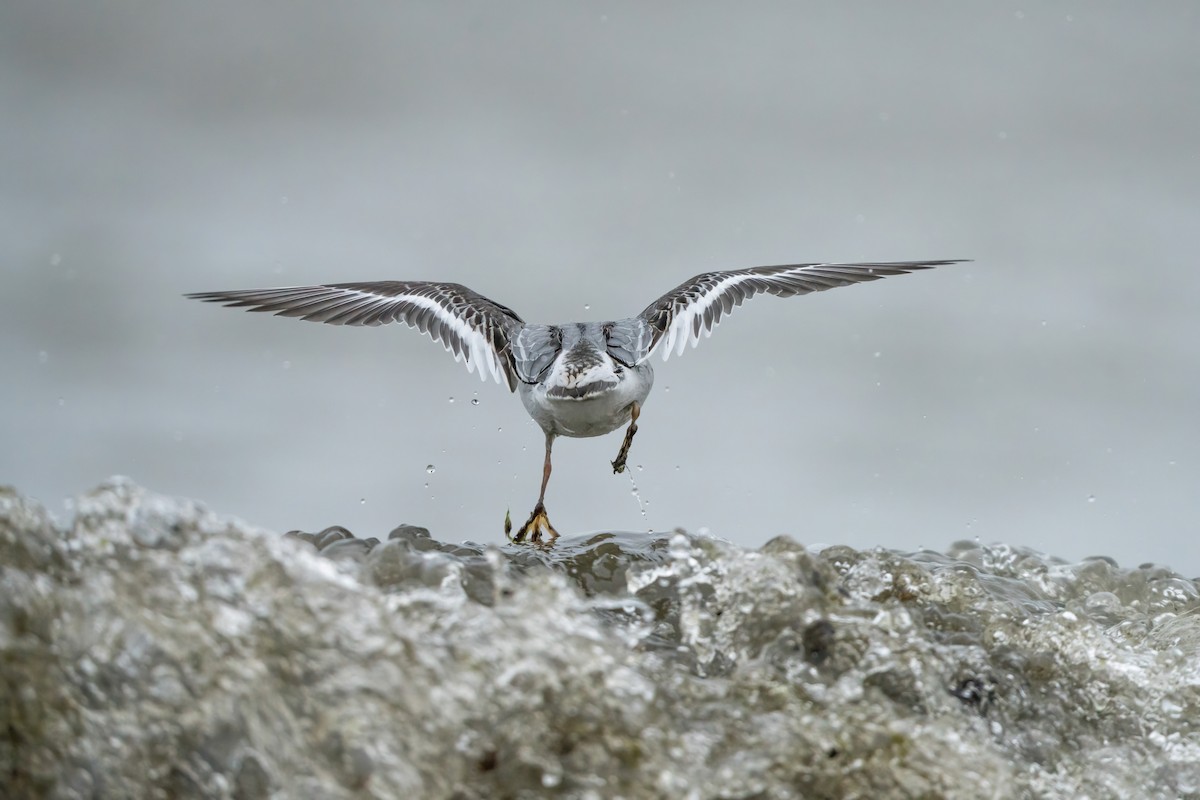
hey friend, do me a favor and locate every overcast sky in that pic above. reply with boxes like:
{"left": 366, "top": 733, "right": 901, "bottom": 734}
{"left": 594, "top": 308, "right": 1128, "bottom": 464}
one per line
{"left": 4, "top": 2, "right": 1199, "bottom": 574}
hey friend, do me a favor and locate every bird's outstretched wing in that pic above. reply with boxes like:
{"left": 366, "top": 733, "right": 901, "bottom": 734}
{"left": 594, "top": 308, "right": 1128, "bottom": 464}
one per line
{"left": 632, "top": 260, "right": 965, "bottom": 363}
{"left": 185, "top": 282, "right": 525, "bottom": 390}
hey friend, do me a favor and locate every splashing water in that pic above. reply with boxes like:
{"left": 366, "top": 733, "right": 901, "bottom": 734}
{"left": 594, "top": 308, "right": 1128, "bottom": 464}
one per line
{"left": 4, "top": 479, "right": 1199, "bottom": 799}
{"left": 626, "top": 469, "right": 647, "bottom": 518}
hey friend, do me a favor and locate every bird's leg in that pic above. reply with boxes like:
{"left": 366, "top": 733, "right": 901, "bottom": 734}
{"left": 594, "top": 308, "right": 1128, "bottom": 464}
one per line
{"left": 611, "top": 401, "right": 640, "bottom": 474}
{"left": 511, "top": 432, "right": 559, "bottom": 543}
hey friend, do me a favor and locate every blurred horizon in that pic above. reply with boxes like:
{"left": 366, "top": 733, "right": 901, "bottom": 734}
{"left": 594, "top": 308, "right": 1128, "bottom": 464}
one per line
{"left": 3, "top": 2, "right": 1198, "bottom": 573}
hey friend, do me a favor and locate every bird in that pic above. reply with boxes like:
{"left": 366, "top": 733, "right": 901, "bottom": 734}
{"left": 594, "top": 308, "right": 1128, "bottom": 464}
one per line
{"left": 186, "top": 259, "right": 963, "bottom": 543}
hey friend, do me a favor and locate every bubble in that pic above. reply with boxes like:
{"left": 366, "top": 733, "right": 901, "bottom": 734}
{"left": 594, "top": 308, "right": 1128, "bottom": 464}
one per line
{"left": 426, "top": 465, "right": 436, "bottom": 474}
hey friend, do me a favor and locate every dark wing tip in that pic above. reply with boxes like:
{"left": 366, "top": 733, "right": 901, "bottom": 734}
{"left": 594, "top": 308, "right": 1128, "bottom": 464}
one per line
{"left": 183, "top": 290, "right": 272, "bottom": 309}
{"left": 184, "top": 291, "right": 240, "bottom": 304}
{"left": 902, "top": 259, "right": 971, "bottom": 268}
{"left": 843, "top": 259, "right": 970, "bottom": 269}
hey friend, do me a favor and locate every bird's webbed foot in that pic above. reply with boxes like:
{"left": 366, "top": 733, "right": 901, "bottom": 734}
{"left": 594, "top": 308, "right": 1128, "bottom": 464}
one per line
{"left": 507, "top": 502, "right": 559, "bottom": 544}
{"left": 610, "top": 401, "right": 641, "bottom": 474}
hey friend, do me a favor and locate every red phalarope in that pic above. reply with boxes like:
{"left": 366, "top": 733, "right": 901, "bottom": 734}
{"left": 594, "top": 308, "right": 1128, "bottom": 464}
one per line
{"left": 187, "top": 259, "right": 963, "bottom": 542}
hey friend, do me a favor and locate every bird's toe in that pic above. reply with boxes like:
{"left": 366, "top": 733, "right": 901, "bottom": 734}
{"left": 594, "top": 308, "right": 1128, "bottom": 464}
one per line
{"left": 510, "top": 504, "right": 558, "bottom": 544}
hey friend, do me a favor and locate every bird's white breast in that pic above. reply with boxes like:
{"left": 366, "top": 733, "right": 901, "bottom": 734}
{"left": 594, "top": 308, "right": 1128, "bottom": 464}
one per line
{"left": 519, "top": 362, "right": 654, "bottom": 438}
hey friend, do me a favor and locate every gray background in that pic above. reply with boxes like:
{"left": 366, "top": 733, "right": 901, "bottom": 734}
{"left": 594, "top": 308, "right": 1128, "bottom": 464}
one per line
{"left": 4, "top": 3, "right": 1198, "bottom": 573}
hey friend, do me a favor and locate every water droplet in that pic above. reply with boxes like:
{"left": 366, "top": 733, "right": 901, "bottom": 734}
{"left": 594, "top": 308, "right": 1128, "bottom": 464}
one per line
{"left": 282, "top": 360, "right": 291, "bottom": 370}
{"left": 664, "top": 386, "right": 670, "bottom": 393}
{"left": 172, "top": 430, "right": 183, "bottom": 442}
{"left": 636, "top": 464, "right": 643, "bottom": 472}
{"left": 423, "top": 482, "right": 429, "bottom": 489}
{"left": 57, "top": 397, "right": 65, "bottom": 407}
{"left": 359, "top": 498, "right": 366, "bottom": 505}
{"left": 448, "top": 396, "right": 455, "bottom": 404}
{"left": 37, "top": 350, "right": 48, "bottom": 364}
{"left": 471, "top": 398, "right": 479, "bottom": 406}
{"left": 497, "top": 426, "right": 502, "bottom": 433}
{"left": 49, "top": 253, "right": 62, "bottom": 267}
{"left": 674, "top": 465, "right": 680, "bottom": 471}
{"left": 280, "top": 195, "right": 290, "bottom": 205}
{"left": 1087, "top": 495, "right": 1096, "bottom": 504}
{"left": 873, "top": 351, "right": 882, "bottom": 359}
{"left": 583, "top": 304, "right": 591, "bottom": 311}
{"left": 626, "top": 472, "right": 647, "bottom": 518}
{"left": 426, "top": 465, "right": 436, "bottom": 474}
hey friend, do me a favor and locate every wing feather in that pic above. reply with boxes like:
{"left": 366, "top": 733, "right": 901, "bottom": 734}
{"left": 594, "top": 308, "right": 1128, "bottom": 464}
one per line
{"left": 635, "top": 260, "right": 965, "bottom": 363}
{"left": 185, "top": 281, "right": 525, "bottom": 390}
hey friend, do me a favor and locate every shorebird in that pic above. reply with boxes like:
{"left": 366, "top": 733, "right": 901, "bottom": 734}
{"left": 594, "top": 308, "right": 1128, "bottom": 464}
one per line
{"left": 187, "top": 260, "right": 962, "bottom": 542}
